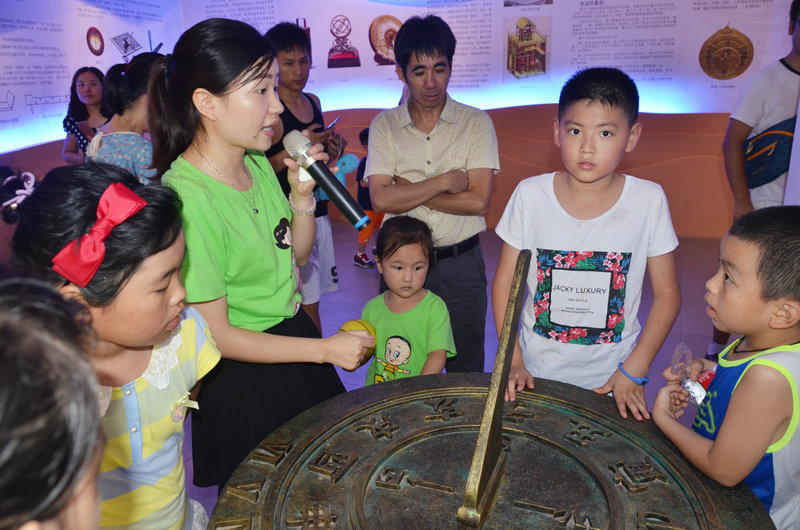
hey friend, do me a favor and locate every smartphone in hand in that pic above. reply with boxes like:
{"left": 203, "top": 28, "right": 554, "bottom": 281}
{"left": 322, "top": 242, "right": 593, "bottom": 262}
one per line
{"left": 314, "top": 114, "right": 341, "bottom": 133}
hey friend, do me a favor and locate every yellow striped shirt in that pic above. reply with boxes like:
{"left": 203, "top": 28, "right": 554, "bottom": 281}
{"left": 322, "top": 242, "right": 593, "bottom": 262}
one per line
{"left": 99, "top": 307, "right": 220, "bottom": 529}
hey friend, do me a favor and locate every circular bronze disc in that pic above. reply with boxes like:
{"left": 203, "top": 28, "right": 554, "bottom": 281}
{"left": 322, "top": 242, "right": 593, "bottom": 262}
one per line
{"left": 210, "top": 374, "right": 773, "bottom": 529}
{"left": 699, "top": 26, "right": 754, "bottom": 80}
{"left": 86, "top": 27, "right": 104, "bottom": 56}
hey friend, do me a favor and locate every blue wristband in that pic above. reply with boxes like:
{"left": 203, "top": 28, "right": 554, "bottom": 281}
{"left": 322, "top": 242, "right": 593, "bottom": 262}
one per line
{"left": 618, "top": 362, "right": 649, "bottom": 385}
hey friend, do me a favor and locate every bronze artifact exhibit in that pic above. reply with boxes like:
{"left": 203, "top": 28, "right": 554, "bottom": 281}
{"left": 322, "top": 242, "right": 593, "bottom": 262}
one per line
{"left": 698, "top": 25, "right": 754, "bottom": 81}
{"left": 209, "top": 252, "right": 773, "bottom": 528}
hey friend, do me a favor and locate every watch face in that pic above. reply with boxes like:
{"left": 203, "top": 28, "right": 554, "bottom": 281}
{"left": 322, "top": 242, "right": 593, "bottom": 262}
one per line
{"left": 87, "top": 27, "right": 104, "bottom": 56}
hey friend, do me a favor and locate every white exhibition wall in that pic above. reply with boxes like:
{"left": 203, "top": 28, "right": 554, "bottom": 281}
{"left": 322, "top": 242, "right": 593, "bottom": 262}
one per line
{"left": 0, "top": 0, "right": 792, "bottom": 153}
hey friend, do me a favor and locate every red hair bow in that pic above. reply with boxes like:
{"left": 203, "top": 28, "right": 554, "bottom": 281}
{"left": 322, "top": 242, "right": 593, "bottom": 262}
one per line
{"left": 52, "top": 183, "right": 147, "bottom": 287}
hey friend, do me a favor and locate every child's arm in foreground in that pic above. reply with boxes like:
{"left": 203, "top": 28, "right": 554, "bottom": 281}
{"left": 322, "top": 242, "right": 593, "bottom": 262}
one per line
{"left": 491, "top": 242, "right": 534, "bottom": 401}
{"left": 594, "top": 251, "right": 681, "bottom": 420}
{"left": 653, "top": 365, "right": 792, "bottom": 486}
{"left": 420, "top": 349, "right": 447, "bottom": 375}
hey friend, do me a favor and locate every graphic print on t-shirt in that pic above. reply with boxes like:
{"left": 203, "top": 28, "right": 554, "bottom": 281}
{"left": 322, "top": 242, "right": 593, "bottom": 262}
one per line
{"left": 533, "top": 249, "right": 631, "bottom": 345}
{"left": 373, "top": 335, "right": 412, "bottom": 384}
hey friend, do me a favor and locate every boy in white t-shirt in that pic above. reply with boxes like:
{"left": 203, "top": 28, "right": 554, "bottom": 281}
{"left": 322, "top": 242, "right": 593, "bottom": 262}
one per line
{"left": 492, "top": 67, "right": 681, "bottom": 421}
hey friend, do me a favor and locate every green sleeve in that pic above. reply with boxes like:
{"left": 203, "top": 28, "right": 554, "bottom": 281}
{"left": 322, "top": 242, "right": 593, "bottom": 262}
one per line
{"left": 427, "top": 295, "right": 457, "bottom": 358}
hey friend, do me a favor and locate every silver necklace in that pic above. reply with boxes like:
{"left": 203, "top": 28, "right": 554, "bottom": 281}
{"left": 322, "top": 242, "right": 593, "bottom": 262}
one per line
{"left": 194, "top": 145, "right": 259, "bottom": 214}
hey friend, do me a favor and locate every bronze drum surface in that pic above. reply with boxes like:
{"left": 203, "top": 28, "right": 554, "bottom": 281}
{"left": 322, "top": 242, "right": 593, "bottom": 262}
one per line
{"left": 210, "top": 374, "right": 773, "bottom": 529}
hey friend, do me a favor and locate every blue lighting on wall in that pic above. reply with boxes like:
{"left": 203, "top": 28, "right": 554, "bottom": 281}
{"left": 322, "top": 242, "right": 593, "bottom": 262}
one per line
{"left": 1, "top": 116, "right": 66, "bottom": 155}
{"left": 313, "top": 72, "right": 700, "bottom": 116}
{"left": 0, "top": 75, "right": 701, "bottom": 155}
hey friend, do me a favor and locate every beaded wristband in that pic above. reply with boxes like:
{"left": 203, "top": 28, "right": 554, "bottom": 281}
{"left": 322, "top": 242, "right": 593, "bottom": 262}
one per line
{"left": 618, "top": 362, "right": 649, "bottom": 385}
{"left": 288, "top": 193, "right": 316, "bottom": 216}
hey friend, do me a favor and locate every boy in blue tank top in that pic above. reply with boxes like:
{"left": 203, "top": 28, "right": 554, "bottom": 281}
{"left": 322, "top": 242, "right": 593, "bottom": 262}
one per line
{"left": 653, "top": 206, "right": 800, "bottom": 530}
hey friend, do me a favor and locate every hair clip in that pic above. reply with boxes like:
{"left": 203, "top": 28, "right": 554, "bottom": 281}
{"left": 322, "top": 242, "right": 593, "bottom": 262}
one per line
{"left": 52, "top": 183, "right": 147, "bottom": 287}
{"left": 1, "top": 172, "right": 36, "bottom": 210}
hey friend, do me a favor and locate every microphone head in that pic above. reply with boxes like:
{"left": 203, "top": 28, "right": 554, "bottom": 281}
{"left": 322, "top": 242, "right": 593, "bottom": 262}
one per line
{"left": 283, "top": 130, "right": 312, "bottom": 159}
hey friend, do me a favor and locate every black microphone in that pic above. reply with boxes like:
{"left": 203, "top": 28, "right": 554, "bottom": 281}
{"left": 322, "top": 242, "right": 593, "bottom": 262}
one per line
{"left": 283, "top": 130, "right": 370, "bottom": 231}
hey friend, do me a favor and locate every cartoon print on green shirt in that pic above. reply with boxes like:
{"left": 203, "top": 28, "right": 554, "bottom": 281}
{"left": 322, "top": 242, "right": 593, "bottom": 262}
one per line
{"left": 273, "top": 217, "right": 291, "bottom": 249}
{"left": 373, "top": 335, "right": 412, "bottom": 384}
{"left": 273, "top": 217, "right": 300, "bottom": 314}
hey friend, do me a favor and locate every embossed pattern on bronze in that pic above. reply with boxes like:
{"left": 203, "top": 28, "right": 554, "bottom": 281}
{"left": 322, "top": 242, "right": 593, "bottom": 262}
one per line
{"left": 212, "top": 376, "right": 774, "bottom": 528}
{"left": 699, "top": 25, "right": 754, "bottom": 80}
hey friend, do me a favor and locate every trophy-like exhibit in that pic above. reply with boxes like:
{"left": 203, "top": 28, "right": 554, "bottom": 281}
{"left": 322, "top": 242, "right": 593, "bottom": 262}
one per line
{"left": 327, "top": 15, "right": 360, "bottom": 69}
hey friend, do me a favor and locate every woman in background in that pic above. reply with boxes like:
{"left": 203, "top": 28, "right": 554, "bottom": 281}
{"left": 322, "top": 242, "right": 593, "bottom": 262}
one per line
{"left": 62, "top": 66, "right": 111, "bottom": 164}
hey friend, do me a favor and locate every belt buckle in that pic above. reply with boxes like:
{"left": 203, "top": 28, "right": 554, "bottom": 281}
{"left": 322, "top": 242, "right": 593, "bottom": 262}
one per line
{"left": 453, "top": 235, "right": 476, "bottom": 258}
{"left": 434, "top": 243, "right": 453, "bottom": 261}
{"left": 435, "top": 236, "right": 474, "bottom": 261}
{"left": 453, "top": 237, "right": 472, "bottom": 258}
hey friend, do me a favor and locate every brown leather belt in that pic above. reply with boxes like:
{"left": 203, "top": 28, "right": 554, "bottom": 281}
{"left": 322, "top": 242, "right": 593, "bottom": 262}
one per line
{"left": 433, "top": 234, "right": 479, "bottom": 260}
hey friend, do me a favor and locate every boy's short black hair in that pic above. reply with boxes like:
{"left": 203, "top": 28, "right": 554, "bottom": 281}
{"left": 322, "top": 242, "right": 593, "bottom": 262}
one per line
{"left": 394, "top": 15, "right": 456, "bottom": 76}
{"left": 359, "top": 127, "right": 369, "bottom": 147}
{"left": 558, "top": 67, "right": 639, "bottom": 127}
{"left": 792, "top": 0, "right": 800, "bottom": 24}
{"left": 729, "top": 206, "right": 800, "bottom": 303}
{"left": 266, "top": 22, "right": 311, "bottom": 55}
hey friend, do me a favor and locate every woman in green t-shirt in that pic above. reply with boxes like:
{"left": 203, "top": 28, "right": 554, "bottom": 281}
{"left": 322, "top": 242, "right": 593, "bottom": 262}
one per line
{"left": 148, "top": 18, "right": 374, "bottom": 490}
